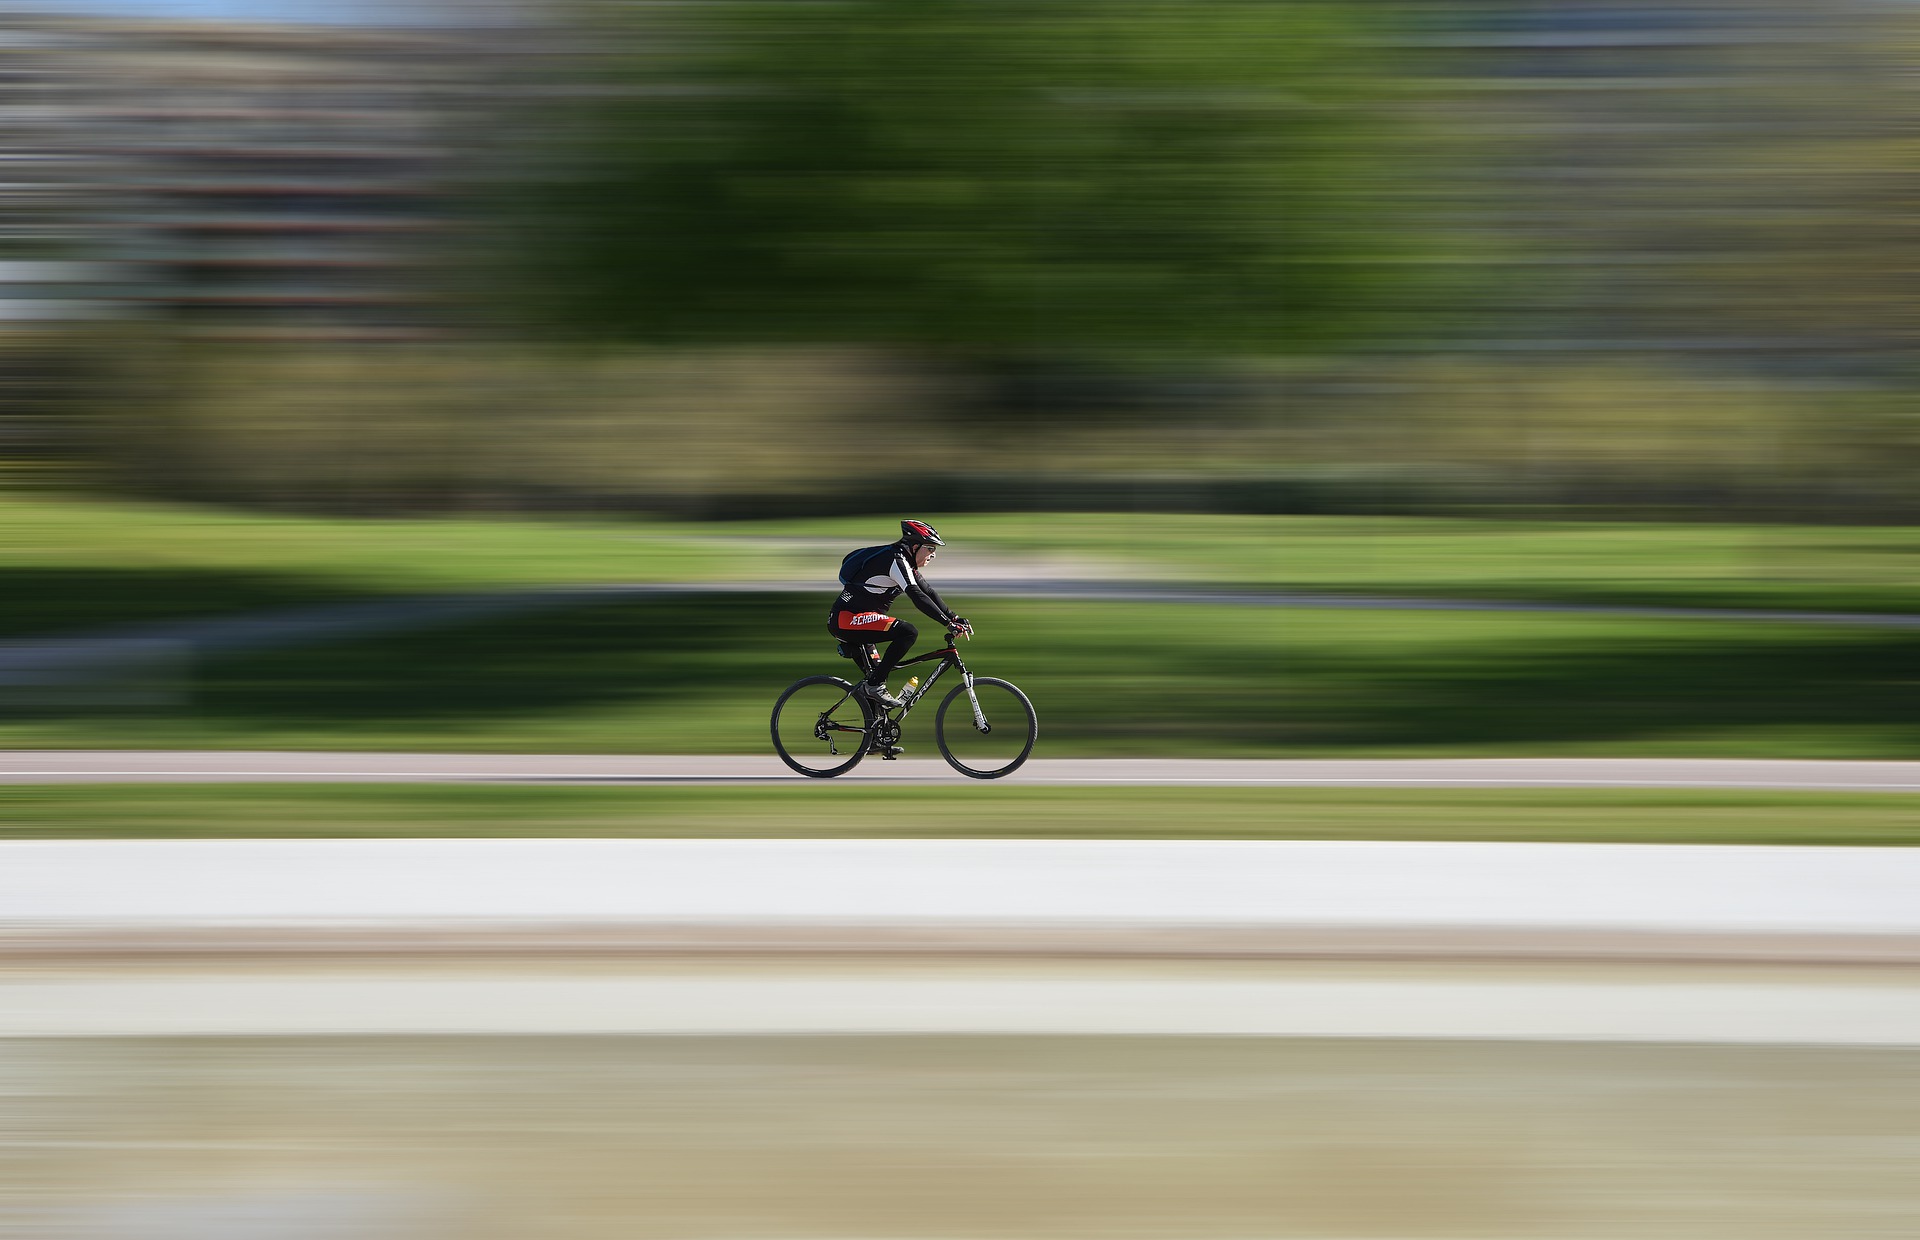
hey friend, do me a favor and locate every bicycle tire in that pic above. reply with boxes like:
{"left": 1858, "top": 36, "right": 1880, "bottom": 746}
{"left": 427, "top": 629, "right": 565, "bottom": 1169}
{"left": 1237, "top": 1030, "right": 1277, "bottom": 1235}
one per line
{"left": 934, "top": 675, "right": 1037, "bottom": 780}
{"left": 771, "top": 675, "right": 871, "bottom": 778}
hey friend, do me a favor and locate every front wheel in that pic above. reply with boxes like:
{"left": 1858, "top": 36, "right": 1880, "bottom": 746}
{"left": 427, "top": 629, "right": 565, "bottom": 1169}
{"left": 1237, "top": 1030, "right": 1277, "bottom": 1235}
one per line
{"left": 771, "top": 675, "right": 871, "bottom": 778}
{"left": 935, "top": 676, "right": 1037, "bottom": 779}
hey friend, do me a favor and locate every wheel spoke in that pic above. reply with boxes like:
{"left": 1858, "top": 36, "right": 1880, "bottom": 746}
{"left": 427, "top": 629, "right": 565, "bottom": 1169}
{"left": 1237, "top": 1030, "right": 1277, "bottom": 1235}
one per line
{"left": 772, "top": 677, "right": 869, "bottom": 777}
{"left": 935, "top": 677, "right": 1036, "bottom": 779}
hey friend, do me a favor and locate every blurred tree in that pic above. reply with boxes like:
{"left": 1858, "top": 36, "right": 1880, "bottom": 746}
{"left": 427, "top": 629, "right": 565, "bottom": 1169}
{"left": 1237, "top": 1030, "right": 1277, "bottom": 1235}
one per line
{"left": 502, "top": 0, "right": 1438, "bottom": 358}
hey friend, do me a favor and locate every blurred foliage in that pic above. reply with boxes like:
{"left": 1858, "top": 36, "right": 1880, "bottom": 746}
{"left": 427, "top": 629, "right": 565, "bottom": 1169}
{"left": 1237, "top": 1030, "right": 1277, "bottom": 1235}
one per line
{"left": 63, "top": 340, "right": 1920, "bottom": 521}
{"left": 502, "top": 0, "right": 1439, "bottom": 355}
{"left": 95, "top": 341, "right": 947, "bottom": 515}
{"left": 0, "top": 329, "right": 118, "bottom": 488}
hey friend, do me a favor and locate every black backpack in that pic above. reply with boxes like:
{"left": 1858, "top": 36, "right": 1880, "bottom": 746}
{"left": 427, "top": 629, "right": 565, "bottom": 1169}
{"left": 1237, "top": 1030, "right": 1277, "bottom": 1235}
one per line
{"left": 838, "top": 545, "right": 887, "bottom": 588}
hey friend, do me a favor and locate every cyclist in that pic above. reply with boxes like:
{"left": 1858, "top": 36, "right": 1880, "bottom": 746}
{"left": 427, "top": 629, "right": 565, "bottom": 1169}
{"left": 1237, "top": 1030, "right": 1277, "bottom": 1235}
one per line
{"left": 829, "top": 519, "right": 972, "bottom": 709}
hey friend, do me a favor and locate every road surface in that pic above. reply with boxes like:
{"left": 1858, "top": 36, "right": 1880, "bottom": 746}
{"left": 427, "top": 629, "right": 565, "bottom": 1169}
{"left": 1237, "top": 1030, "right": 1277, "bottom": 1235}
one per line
{"left": 5, "top": 751, "right": 1920, "bottom": 788}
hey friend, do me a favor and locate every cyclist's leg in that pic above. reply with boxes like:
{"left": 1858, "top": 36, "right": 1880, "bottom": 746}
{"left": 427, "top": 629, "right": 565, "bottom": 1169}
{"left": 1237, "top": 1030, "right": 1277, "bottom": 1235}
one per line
{"left": 830, "top": 612, "right": 916, "bottom": 684}
{"left": 867, "top": 619, "right": 917, "bottom": 683}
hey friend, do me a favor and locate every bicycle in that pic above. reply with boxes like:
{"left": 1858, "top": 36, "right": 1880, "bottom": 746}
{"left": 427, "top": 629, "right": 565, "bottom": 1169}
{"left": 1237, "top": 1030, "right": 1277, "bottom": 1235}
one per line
{"left": 770, "top": 627, "right": 1037, "bottom": 779}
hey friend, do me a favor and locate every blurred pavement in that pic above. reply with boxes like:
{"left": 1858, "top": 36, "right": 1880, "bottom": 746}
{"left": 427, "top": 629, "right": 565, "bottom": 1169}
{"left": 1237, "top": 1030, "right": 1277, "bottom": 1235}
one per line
{"left": 5, "top": 752, "right": 1920, "bottom": 788}
{"left": 11, "top": 1036, "right": 1920, "bottom": 1240}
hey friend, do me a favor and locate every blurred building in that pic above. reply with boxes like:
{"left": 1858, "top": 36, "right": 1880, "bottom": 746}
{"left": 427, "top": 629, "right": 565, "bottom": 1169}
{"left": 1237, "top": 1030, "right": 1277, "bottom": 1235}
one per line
{"left": 1414, "top": 0, "right": 1913, "bottom": 370}
{"left": 2, "top": 9, "right": 500, "bottom": 340}
{"left": 0, "top": 22, "right": 117, "bottom": 322}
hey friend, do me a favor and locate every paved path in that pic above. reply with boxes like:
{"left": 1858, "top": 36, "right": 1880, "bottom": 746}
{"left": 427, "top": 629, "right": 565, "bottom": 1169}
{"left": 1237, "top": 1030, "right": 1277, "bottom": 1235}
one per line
{"left": 5, "top": 751, "right": 1920, "bottom": 789}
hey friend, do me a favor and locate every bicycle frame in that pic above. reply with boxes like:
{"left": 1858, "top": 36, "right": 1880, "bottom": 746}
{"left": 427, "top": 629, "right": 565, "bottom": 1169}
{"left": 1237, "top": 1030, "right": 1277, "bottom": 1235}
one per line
{"left": 824, "top": 629, "right": 976, "bottom": 751}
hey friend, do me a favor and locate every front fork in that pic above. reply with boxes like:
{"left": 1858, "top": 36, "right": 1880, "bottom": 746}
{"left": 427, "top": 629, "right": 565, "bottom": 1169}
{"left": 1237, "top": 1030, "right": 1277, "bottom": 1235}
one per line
{"left": 962, "top": 671, "right": 990, "bottom": 732}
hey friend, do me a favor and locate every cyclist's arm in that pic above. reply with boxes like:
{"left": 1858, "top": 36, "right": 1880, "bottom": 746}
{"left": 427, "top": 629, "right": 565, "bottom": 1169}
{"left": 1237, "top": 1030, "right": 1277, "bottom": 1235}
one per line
{"left": 891, "top": 553, "right": 960, "bottom": 626}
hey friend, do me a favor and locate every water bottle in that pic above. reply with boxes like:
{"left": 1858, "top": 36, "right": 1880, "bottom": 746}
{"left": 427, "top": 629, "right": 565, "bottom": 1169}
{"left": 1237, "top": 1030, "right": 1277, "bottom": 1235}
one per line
{"left": 902, "top": 676, "right": 920, "bottom": 702}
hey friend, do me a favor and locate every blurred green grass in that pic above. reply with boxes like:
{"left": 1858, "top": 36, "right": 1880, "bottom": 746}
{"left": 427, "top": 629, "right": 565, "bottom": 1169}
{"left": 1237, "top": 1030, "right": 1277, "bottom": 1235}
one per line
{"left": 7, "top": 496, "right": 1920, "bottom": 642}
{"left": 4, "top": 595, "right": 1913, "bottom": 758}
{"left": 4, "top": 783, "right": 1916, "bottom": 844}
{"left": 0, "top": 494, "right": 800, "bottom": 636}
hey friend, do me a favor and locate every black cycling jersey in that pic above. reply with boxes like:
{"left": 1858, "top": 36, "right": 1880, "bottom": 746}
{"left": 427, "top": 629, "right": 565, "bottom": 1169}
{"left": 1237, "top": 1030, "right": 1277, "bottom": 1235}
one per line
{"left": 832, "top": 543, "right": 958, "bottom": 627}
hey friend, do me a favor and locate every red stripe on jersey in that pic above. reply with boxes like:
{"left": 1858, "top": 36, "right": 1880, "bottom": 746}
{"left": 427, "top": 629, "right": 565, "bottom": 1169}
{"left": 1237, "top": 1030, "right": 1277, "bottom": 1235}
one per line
{"left": 836, "top": 610, "right": 896, "bottom": 631}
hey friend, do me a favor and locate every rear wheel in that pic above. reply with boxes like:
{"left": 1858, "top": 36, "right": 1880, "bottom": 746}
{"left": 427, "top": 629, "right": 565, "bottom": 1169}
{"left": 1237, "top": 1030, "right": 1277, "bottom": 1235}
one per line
{"left": 771, "top": 676, "right": 871, "bottom": 778}
{"left": 935, "top": 676, "right": 1037, "bottom": 779}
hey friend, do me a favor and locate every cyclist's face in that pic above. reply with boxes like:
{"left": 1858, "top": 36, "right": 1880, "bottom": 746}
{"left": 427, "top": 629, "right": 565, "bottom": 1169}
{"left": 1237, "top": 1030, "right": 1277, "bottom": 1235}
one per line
{"left": 914, "top": 545, "right": 936, "bottom": 568}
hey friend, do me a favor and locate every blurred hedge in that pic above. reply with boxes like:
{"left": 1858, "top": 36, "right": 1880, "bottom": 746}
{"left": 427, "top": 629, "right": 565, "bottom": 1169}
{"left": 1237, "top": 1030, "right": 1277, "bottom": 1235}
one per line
{"left": 20, "top": 339, "right": 1906, "bottom": 523}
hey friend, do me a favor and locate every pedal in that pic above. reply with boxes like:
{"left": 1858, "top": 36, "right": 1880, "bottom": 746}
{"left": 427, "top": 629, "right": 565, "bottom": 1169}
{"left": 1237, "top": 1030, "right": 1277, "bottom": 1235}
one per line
{"left": 874, "top": 745, "right": 904, "bottom": 760}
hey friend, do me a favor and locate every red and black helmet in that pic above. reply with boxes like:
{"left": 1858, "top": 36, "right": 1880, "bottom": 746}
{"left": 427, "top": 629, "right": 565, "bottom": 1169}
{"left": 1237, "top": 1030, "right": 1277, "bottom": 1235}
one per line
{"left": 898, "top": 519, "right": 945, "bottom": 547}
